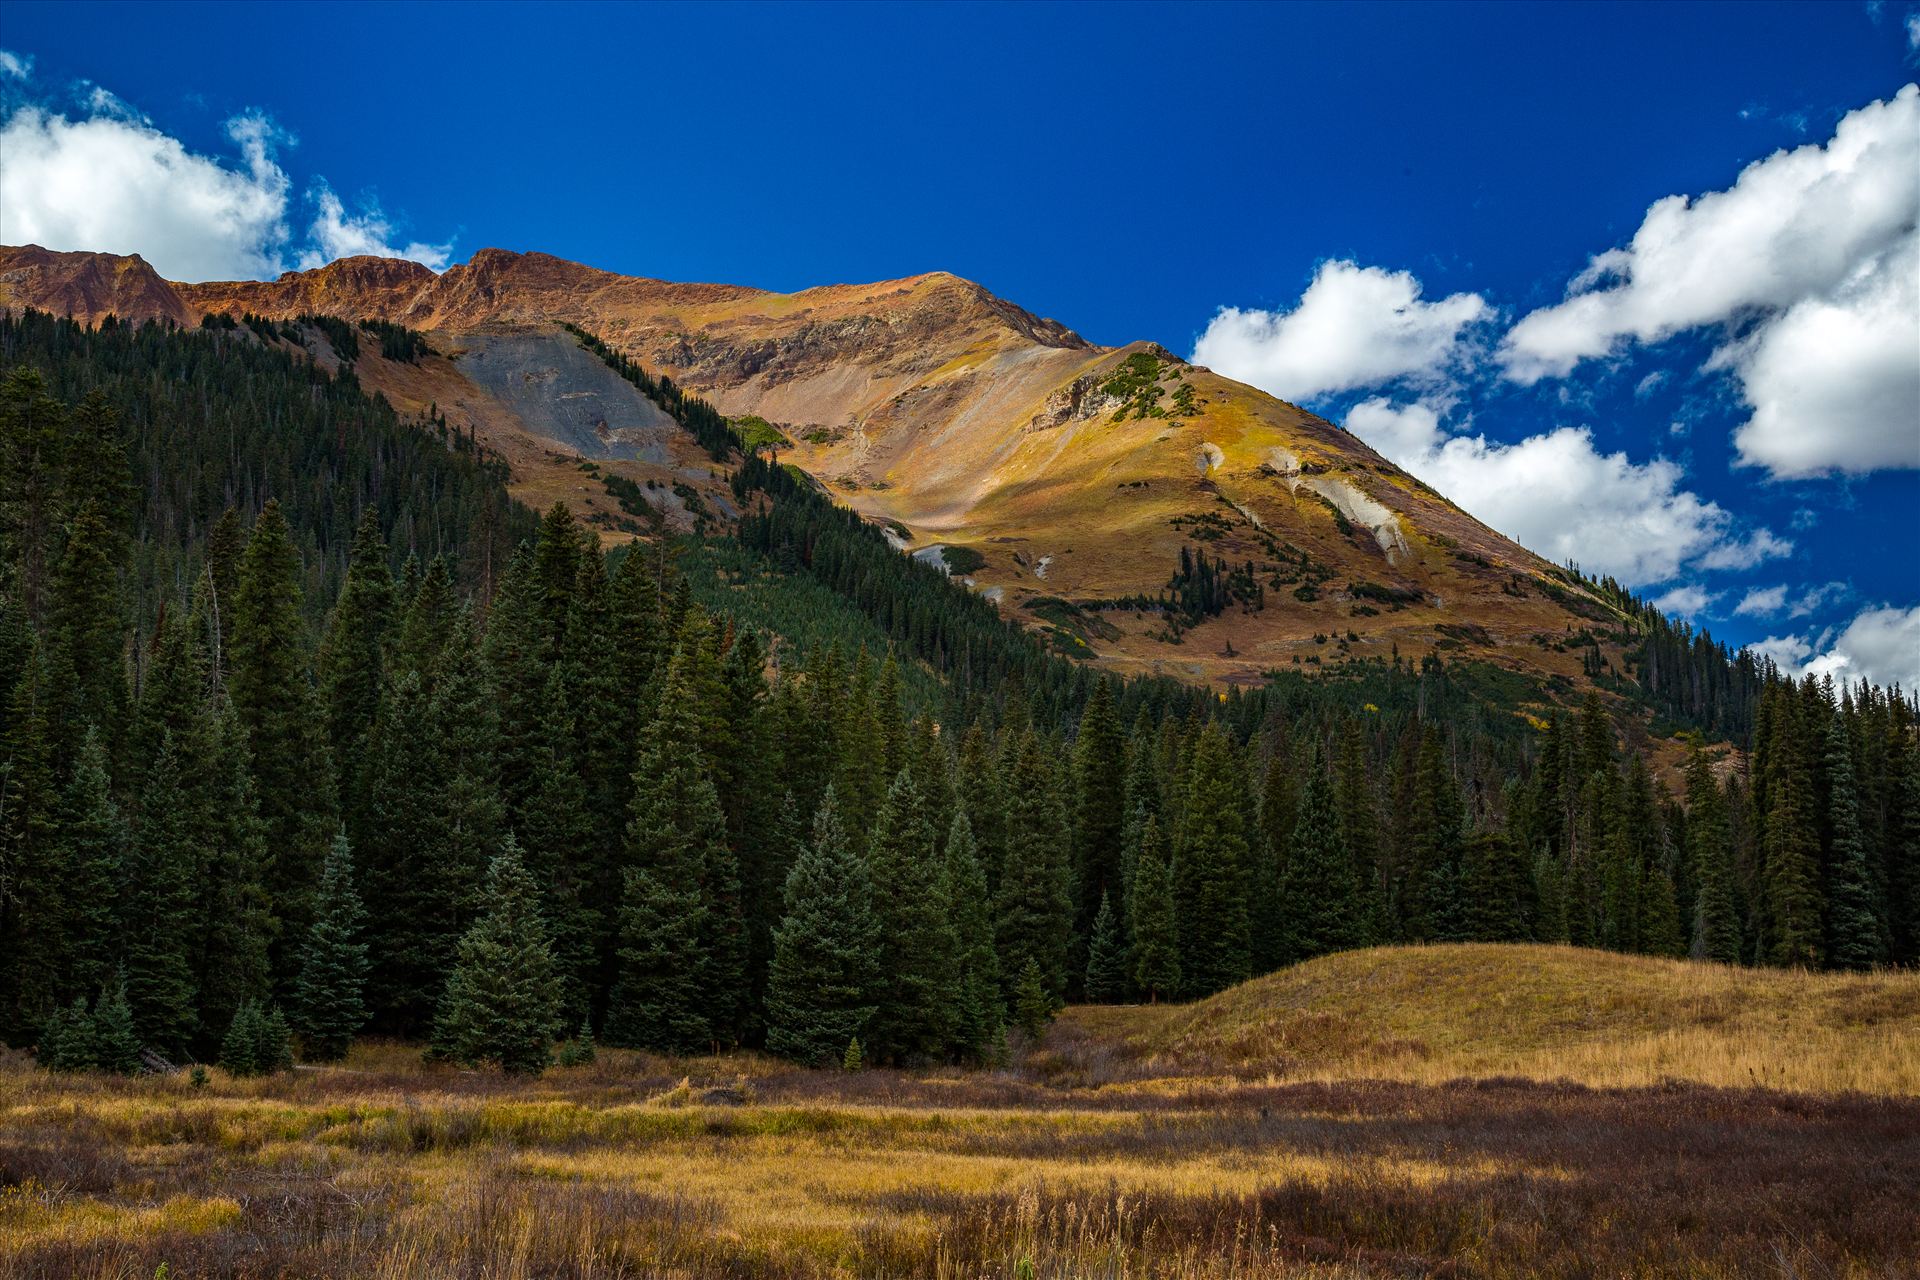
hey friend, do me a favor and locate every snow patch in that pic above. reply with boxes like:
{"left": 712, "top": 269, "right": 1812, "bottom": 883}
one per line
{"left": 1035, "top": 555, "right": 1053, "bottom": 580}
{"left": 1196, "top": 442, "right": 1225, "bottom": 474}
{"left": 911, "top": 544, "right": 951, "bottom": 574}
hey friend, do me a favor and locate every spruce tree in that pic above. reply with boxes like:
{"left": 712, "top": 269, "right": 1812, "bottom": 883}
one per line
{"left": 194, "top": 703, "right": 274, "bottom": 1048}
{"left": 1283, "top": 758, "right": 1367, "bottom": 960}
{"left": 766, "top": 789, "right": 882, "bottom": 1065}
{"left": 1070, "top": 679, "right": 1127, "bottom": 978}
{"left": 1761, "top": 703, "right": 1825, "bottom": 968}
{"left": 516, "top": 699, "right": 599, "bottom": 1024}
{"left": 1685, "top": 751, "right": 1742, "bottom": 963}
{"left": 994, "top": 734, "right": 1075, "bottom": 1007}
{"left": 92, "top": 974, "right": 143, "bottom": 1074}
{"left": 1461, "top": 832, "right": 1536, "bottom": 942}
{"left": 230, "top": 498, "right": 335, "bottom": 959}
{"left": 1012, "top": 957, "right": 1053, "bottom": 1040}
{"left": 1174, "top": 721, "right": 1253, "bottom": 996}
{"left": 1, "top": 645, "right": 63, "bottom": 1038}
{"left": 318, "top": 508, "right": 394, "bottom": 830}
{"left": 1084, "top": 891, "right": 1130, "bottom": 1002}
{"left": 430, "top": 837, "right": 562, "bottom": 1074}
{"left": 290, "top": 833, "right": 370, "bottom": 1062}
{"left": 1823, "top": 715, "right": 1885, "bottom": 970}
{"left": 38, "top": 997, "right": 96, "bottom": 1072}
{"left": 122, "top": 736, "right": 200, "bottom": 1055}
{"left": 942, "top": 809, "right": 1003, "bottom": 1060}
{"left": 865, "top": 769, "right": 959, "bottom": 1062}
{"left": 58, "top": 726, "right": 125, "bottom": 1001}
{"left": 220, "top": 1001, "right": 263, "bottom": 1076}
{"left": 608, "top": 649, "right": 731, "bottom": 1052}
{"left": 1405, "top": 730, "right": 1468, "bottom": 942}
{"left": 1128, "top": 815, "right": 1181, "bottom": 1002}
{"left": 49, "top": 498, "right": 126, "bottom": 739}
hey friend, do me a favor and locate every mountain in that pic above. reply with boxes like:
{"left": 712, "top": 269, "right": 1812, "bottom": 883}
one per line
{"left": 2, "top": 242, "right": 1624, "bottom": 689}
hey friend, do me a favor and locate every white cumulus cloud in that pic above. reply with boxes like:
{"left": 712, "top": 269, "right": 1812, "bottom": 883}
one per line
{"left": 0, "top": 104, "right": 292, "bottom": 280}
{"left": 298, "top": 183, "right": 451, "bottom": 272}
{"left": 0, "top": 50, "right": 32, "bottom": 80}
{"left": 0, "top": 78, "right": 451, "bottom": 281}
{"left": 1344, "top": 397, "right": 1792, "bottom": 587}
{"left": 1734, "top": 585, "right": 1788, "bottom": 617}
{"left": 1752, "top": 605, "right": 1920, "bottom": 693}
{"left": 1193, "top": 260, "right": 1490, "bottom": 402}
{"left": 1652, "top": 584, "right": 1719, "bottom": 617}
{"left": 1499, "top": 85, "right": 1920, "bottom": 479}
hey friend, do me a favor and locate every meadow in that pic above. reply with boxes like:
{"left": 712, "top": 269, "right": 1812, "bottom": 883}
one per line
{"left": 5, "top": 945, "right": 1917, "bottom": 1280}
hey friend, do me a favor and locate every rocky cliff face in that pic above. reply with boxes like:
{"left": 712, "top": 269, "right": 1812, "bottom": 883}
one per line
{"left": 1, "top": 242, "right": 1621, "bottom": 686}
{"left": 0, "top": 245, "right": 193, "bottom": 327}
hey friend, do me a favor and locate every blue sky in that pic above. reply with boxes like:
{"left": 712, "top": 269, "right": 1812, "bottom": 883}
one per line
{"left": 2, "top": 1, "right": 1916, "bottom": 686}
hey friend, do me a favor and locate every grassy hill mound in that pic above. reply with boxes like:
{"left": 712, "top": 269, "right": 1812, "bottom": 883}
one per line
{"left": 1062, "top": 943, "right": 1920, "bottom": 1095}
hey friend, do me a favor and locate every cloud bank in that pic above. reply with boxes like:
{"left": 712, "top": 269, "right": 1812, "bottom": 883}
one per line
{"left": 1342, "top": 398, "right": 1789, "bottom": 586}
{"left": 1753, "top": 605, "right": 1920, "bottom": 693}
{"left": 1192, "top": 260, "right": 1489, "bottom": 403}
{"left": 0, "top": 56, "right": 451, "bottom": 281}
{"left": 1500, "top": 85, "right": 1920, "bottom": 479}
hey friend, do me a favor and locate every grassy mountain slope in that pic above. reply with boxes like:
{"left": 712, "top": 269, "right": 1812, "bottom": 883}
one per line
{"left": 4, "top": 243, "right": 1628, "bottom": 691}
{"left": 1063, "top": 943, "right": 1920, "bottom": 1094}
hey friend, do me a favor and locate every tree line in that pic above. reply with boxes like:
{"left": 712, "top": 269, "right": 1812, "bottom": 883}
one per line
{"left": 1, "top": 313, "right": 1913, "bottom": 1078}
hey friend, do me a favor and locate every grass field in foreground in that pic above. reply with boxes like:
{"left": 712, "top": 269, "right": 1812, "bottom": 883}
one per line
{"left": 4, "top": 945, "right": 1916, "bottom": 1279}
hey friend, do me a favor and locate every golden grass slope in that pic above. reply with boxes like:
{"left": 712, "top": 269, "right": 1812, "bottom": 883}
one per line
{"left": 1064, "top": 943, "right": 1920, "bottom": 1095}
{"left": 4, "top": 244, "right": 1629, "bottom": 684}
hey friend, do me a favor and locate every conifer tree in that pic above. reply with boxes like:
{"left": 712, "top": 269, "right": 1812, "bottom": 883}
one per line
{"left": 230, "top": 499, "right": 335, "bottom": 956}
{"left": 958, "top": 723, "right": 1010, "bottom": 893}
{"left": 516, "top": 700, "right": 599, "bottom": 1024}
{"left": 122, "top": 736, "right": 200, "bottom": 1055}
{"left": 1, "top": 645, "right": 63, "bottom": 1037}
{"left": 994, "top": 734, "right": 1075, "bottom": 1006}
{"left": 608, "top": 650, "right": 730, "bottom": 1052}
{"left": 1174, "top": 721, "right": 1252, "bottom": 996}
{"left": 38, "top": 997, "right": 95, "bottom": 1072}
{"left": 1761, "top": 699, "right": 1825, "bottom": 968}
{"left": 865, "top": 769, "right": 958, "bottom": 1062}
{"left": 766, "top": 789, "right": 882, "bottom": 1065}
{"left": 1335, "top": 720, "right": 1384, "bottom": 934}
{"left": 431, "top": 837, "right": 562, "bottom": 1074}
{"left": 92, "top": 975, "right": 143, "bottom": 1074}
{"left": 290, "top": 833, "right": 370, "bottom": 1062}
{"left": 942, "top": 809, "right": 1003, "bottom": 1059}
{"left": 1283, "top": 758, "right": 1367, "bottom": 960}
{"left": 1823, "top": 715, "right": 1885, "bottom": 970}
{"left": 58, "top": 726, "right": 125, "bottom": 1001}
{"left": 193, "top": 705, "right": 274, "bottom": 1045}
{"left": 1685, "top": 751, "right": 1742, "bottom": 963}
{"left": 255, "top": 1004, "right": 294, "bottom": 1073}
{"left": 1128, "top": 815, "right": 1181, "bottom": 1002}
{"left": 1012, "top": 957, "right": 1052, "bottom": 1039}
{"left": 1071, "top": 679, "right": 1127, "bottom": 969}
{"left": 49, "top": 499, "right": 125, "bottom": 739}
{"left": 318, "top": 508, "right": 394, "bottom": 829}
{"left": 220, "top": 1001, "right": 263, "bottom": 1076}
{"left": 1461, "top": 832, "right": 1536, "bottom": 942}
{"left": 1406, "top": 730, "right": 1468, "bottom": 942}
{"left": 1084, "top": 891, "right": 1129, "bottom": 1002}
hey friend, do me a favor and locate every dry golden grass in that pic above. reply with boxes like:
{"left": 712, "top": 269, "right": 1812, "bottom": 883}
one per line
{"left": 1062, "top": 943, "right": 1920, "bottom": 1095}
{"left": 6, "top": 945, "right": 1917, "bottom": 1278}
